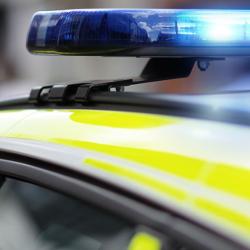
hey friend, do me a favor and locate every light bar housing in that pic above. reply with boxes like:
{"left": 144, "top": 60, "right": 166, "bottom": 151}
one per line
{"left": 27, "top": 9, "right": 250, "bottom": 57}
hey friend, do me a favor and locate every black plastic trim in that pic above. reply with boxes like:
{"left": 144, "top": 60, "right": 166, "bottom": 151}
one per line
{"left": 28, "top": 58, "right": 199, "bottom": 104}
{"left": 0, "top": 92, "right": 249, "bottom": 127}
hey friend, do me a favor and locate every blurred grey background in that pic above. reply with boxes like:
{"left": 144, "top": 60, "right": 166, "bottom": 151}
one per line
{"left": 1, "top": 0, "right": 250, "bottom": 98}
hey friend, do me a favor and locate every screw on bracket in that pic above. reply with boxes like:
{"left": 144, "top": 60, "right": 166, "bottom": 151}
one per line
{"left": 197, "top": 60, "right": 210, "bottom": 71}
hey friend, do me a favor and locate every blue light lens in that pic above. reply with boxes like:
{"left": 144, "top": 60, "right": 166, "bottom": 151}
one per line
{"left": 27, "top": 9, "right": 250, "bottom": 56}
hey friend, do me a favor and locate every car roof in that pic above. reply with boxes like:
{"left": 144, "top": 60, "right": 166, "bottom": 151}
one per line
{"left": 0, "top": 106, "right": 249, "bottom": 247}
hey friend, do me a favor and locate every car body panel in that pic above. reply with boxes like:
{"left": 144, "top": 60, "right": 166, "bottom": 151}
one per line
{"left": 0, "top": 109, "right": 249, "bottom": 245}
{"left": 0, "top": 110, "right": 35, "bottom": 134}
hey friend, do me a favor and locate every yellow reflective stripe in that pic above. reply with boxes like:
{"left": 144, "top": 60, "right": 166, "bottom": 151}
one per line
{"left": 84, "top": 158, "right": 186, "bottom": 201}
{"left": 84, "top": 158, "right": 250, "bottom": 240}
{"left": 128, "top": 232, "right": 162, "bottom": 250}
{"left": 55, "top": 139, "right": 250, "bottom": 201}
{"left": 6, "top": 133, "right": 250, "bottom": 201}
{"left": 204, "top": 164, "right": 250, "bottom": 199}
{"left": 70, "top": 110, "right": 178, "bottom": 129}
{"left": 54, "top": 138, "right": 203, "bottom": 180}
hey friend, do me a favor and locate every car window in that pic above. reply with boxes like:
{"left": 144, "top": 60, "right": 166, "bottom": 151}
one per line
{"left": 0, "top": 177, "right": 201, "bottom": 250}
{"left": 0, "top": 178, "right": 135, "bottom": 250}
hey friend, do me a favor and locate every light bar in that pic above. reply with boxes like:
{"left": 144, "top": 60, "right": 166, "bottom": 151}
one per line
{"left": 27, "top": 9, "right": 250, "bottom": 57}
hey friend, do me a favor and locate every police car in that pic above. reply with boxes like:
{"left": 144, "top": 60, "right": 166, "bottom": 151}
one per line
{"left": 0, "top": 9, "right": 249, "bottom": 250}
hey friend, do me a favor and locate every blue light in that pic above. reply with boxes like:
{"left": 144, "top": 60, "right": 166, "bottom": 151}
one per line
{"left": 27, "top": 9, "right": 250, "bottom": 56}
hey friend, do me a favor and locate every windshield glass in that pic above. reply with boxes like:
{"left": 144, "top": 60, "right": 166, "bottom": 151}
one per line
{"left": 0, "top": 178, "right": 134, "bottom": 250}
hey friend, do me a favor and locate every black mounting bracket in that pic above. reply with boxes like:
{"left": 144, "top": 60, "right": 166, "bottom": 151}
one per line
{"left": 29, "top": 57, "right": 224, "bottom": 104}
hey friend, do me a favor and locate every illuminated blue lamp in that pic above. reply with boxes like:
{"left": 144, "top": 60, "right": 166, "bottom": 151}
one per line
{"left": 27, "top": 9, "right": 250, "bottom": 57}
